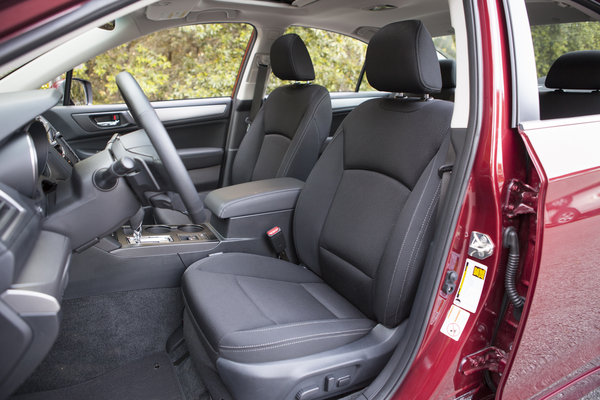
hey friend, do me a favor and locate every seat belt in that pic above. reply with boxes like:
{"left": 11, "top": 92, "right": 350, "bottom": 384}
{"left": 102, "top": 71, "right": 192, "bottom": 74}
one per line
{"left": 437, "top": 136, "right": 455, "bottom": 219}
{"left": 246, "top": 62, "right": 269, "bottom": 129}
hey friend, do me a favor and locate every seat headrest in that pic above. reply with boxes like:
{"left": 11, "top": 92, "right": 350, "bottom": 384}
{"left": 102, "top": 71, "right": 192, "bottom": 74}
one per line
{"left": 439, "top": 59, "right": 456, "bottom": 89}
{"left": 365, "top": 20, "right": 441, "bottom": 94}
{"left": 545, "top": 51, "right": 600, "bottom": 90}
{"left": 270, "top": 33, "right": 315, "bottom": 81}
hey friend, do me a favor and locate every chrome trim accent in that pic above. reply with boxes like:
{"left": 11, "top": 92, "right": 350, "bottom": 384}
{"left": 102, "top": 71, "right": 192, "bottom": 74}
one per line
{"left": 0, "top": 188, "right": 26, "bottom": 242}
{"left": 1, "top": 289, "right": 60, "bottom": 314}
{"left": 25, "top": 134, "right": 38, "bottom": 187}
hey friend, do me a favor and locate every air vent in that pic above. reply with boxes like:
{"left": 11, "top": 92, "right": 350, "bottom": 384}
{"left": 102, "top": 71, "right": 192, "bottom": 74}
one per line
{"left": 0, "top": 190, "right": 25, "bottom": 242}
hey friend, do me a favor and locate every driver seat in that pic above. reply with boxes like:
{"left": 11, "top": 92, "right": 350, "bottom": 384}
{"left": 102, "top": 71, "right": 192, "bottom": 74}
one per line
{"left": 182, "top": 20, "right": 453, "bottom": 400}
{"left": 156, "top": 33, "right": 331, "bottom": 224}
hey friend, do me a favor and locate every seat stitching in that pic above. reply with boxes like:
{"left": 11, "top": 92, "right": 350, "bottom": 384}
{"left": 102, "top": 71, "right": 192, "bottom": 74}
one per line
{"left": 235, "top": 319, "right": 362, "bottom": 333}
{"left": 234, "top": 276, "right": 277, "bottom": 326}
{"left": 383, "top": 157, "right": 437, "bottom": 325}
{"left": 319, "top": 246, "right": 372, "bottom": 279}
{"left": 220, "top": 328, "right": 371, "bottom": 350}
{"left": 392, "top": 182, "right": 440, "bottom": 323}
{"left": 221, "top": 332, "right": 369, "bottom": 353}
{"left": 219, "top": 187, "right": 301, "bottom": 217}
{"left": 300, "top": 283, "right": 339, "bottom": 319}
{"left": 280, "top": 92, "right": 328, "bottom": 176}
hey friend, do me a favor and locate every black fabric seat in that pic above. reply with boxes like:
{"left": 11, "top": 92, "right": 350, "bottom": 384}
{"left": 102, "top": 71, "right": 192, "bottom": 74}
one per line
{"left": 539, "top": 50, "right": 600, "bottom": 119}
{"left": 436, "top": 58, "right": 456, "bottom": 101}
{"left": 156, "top": 33, "right": 331, "bottom": 223}
{"left": 182, "top": 20, "right": 453, "bottom": 400}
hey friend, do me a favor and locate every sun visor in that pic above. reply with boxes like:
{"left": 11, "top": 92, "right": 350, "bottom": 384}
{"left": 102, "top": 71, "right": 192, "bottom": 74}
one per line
{"left": 145, "top": 0, "right": 200, "bottom": 21}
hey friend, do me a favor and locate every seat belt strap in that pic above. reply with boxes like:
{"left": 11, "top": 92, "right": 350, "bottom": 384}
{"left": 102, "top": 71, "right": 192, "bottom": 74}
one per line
{"left": 247, "top": 63, "right": 269, "bottom": 128}
{"left": 437, "top": 135, "right": 455, "bottom": 219}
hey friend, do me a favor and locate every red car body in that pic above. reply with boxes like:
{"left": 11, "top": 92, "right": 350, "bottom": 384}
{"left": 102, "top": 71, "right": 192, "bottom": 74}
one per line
{"left": 1, "top": 0, "right": 599, "bottom": 399}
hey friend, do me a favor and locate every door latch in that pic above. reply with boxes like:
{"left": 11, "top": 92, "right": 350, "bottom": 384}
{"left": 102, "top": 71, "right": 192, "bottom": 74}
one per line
{"left": 459, "top": 346, "right": 507, "bottom": 376}
{"left": 504, "top": 179, "right": 538, "bottom": 218}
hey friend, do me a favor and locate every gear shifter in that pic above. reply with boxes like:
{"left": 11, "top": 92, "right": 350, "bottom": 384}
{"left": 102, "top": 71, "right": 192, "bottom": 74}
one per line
{"left": 129, "top": 207, "right": 145, "bottom": 244}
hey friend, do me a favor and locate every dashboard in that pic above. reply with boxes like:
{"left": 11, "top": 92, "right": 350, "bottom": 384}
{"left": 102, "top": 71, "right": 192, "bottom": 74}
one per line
{"left": 0, "top": 89, "right": 140, "bottom": 398}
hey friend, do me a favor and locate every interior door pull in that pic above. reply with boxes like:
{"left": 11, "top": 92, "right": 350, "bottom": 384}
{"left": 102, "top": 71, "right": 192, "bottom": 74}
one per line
{"left": 96, "top": 119, "right": 120, "bottom": 127}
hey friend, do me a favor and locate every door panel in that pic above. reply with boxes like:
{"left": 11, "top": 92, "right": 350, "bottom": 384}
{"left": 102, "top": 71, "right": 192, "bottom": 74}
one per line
{"left": 43, "top": 97, "right": 231, "bottom": 191}
{"left": 500, "top": 116, "right": 600, "bottom": 400}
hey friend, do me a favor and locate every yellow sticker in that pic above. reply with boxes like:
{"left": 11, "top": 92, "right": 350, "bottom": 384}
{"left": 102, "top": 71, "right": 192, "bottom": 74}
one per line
{"left": 453, "top": 259, "right": 488, "bottom": 313}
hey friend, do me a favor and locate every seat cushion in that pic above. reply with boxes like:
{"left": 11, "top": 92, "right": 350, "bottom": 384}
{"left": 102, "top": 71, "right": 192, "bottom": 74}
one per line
{"left": 182, "top": 253, "right": 375, "bottom": 363}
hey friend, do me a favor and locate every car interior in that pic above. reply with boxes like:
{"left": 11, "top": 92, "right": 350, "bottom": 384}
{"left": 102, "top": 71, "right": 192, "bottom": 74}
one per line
{"left": 0, "top": 0, "right": 599, "bottom": 399}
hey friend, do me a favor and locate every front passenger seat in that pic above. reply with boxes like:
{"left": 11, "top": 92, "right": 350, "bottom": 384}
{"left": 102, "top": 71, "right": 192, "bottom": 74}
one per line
{"left": 156, "top": 33, "right": 331, "bottom": 223}
{"left": 182, "top": 20, "right": 452, "bottom": 400}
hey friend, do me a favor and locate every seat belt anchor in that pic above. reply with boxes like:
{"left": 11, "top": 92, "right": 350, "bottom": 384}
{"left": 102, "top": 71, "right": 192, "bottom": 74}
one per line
{"left": 266, "top": 226, "right": 289, "bottom": 261}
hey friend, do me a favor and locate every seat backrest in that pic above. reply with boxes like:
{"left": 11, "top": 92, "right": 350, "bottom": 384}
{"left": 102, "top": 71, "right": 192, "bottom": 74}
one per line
{"left": 539, "top": 51, "right": 600, "bottom": 120}
{"left": 293, "top": 20, "right": 453, "bottom": 328}
{"left": 436, "top": 59, "right": 456, "bottom": 101}
{"left": 231, "top": 34, "right": 331, "bottom": 184}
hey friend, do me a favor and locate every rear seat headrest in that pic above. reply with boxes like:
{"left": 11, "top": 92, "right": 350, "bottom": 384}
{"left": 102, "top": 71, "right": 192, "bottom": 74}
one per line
{"left": 270, "top": 33, "right": 315, "bottom": 81}
{"left": 545, "top": 50, "right": 600, "bottom": 90}
{"left": 439, "top": 59, "right": 456, "bottom": 89}
{"left": 365, "top": 20, "right": 442, "bottom": 94}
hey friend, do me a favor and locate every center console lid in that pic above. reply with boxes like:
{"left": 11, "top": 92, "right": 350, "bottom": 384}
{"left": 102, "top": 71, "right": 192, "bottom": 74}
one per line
{"left": 205, "top": 177, "right": 304, "bottom": 219}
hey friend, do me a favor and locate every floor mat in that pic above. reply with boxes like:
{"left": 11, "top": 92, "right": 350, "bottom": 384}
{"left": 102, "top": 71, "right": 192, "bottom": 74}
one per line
{"left": 12, "top": 352, "right": 183, "bottom": 400}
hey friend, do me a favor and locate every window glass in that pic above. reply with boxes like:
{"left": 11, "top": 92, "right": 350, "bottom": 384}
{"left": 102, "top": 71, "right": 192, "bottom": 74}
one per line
{"left": 267, "top": 26, "right": 376, "bottom": 93}
{"left": 71, "top": 23, "right": 253, "bottom": 104}
{"left": 433, "top": 35, "right": 456, "bottom": 59}
{"left": 531, "top": 21, "right": 600, "bottom": 78}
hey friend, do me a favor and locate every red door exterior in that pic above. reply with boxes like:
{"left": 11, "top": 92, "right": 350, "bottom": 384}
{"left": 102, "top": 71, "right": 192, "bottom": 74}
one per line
{"left": 498, "top": 118, "right": 600, "bottom": 399}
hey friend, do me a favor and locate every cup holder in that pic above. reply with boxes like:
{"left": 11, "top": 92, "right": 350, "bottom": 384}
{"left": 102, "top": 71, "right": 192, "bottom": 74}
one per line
{"left": 145, "top": 225, "right": 173, "bottom": 234}
{"left": 178, "top": 224, "right": 204, "bottom": 233}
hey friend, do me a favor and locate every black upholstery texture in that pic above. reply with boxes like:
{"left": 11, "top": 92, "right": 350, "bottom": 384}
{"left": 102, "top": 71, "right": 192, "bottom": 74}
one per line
{"left": 437, "top": 59, "right": 456, "bottom": 101}
{"left": 231, "top": 83, "right": 331, "bottom": 184}
{"left": 270, "top": 33, "right": 315, "bottom": 81}
{"left": 365, "top": 20, "right": 441, "bottom": 93}
{"left": 539, "top": 50, "right": 600, "bottom": 120}
{"left": 294, "top": 98, "right": 452, "bottom": 324}
{"left": 544, "top": 50, "right": 600, "bottom": 90}
{"left": 182, "top": 19, "right": 453, "bottom": 397}
{"left": 182, "top": 253, "right": 374, "bottom": 363}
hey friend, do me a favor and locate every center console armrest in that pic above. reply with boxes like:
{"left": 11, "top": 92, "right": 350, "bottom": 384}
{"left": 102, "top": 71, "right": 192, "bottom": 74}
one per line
{"left": 205, "top": 178, "right": 304, "bottom": 219}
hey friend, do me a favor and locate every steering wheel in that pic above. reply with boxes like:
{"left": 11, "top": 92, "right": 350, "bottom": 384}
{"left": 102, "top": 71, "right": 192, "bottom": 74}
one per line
{"left": 115, "top": 71, "right": 205, "bottom": 223}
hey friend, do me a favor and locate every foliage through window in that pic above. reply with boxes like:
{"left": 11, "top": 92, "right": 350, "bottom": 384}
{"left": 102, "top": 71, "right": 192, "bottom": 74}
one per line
{"left": 266, "top": 27, "right": 375, "bottom": 93}
{"left": 433, "top": 35, "right": 456, "bottom": 59}
{"left": 531, "top": 21, "right": 600, "bottom": 78}
{"left": 72, "top": 23, "right": 253, "bottom": 104}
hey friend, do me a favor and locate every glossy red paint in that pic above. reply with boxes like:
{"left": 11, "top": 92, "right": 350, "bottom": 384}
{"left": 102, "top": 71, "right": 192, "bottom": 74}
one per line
{"left": 0, "top": 0, "right": 87, "bottom": 42}
{"left": 392, "top": 0, "right": 532, "bottom": 398}
{"left": 499, "top": 119, "right": 600, "bottom": 399}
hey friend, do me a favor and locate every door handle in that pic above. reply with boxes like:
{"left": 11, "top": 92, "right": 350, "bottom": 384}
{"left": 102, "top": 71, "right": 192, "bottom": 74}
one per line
{"left": 91, "top": 113, "right": 124, "bottom": 128}
{"left": 96, "top": 119, "right": 120, "bottom": 127}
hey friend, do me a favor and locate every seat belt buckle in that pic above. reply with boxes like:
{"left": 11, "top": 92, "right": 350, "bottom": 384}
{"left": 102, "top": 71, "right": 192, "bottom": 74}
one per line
{"left": 266, "top": 226, "right": 288, "bottom": 261}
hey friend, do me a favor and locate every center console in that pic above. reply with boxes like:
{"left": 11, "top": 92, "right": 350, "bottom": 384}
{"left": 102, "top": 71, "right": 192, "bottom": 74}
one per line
{"left": 67, "top": 177, "right": 304, "bottom": 299}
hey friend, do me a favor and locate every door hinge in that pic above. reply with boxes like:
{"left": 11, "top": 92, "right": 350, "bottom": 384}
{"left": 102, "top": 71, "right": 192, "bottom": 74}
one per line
{"left": 459, "top": 346, "right": 507, "bottom": 376}
{"left": 504, "top": 179, "right": 538, "bottom": 218}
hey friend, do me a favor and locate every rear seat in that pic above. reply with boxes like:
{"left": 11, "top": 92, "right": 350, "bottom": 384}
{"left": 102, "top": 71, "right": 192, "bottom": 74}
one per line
{"left": 436, "top": 59, "right": 456, "bottom": 101}
{"left": 539, "top": 50, "right": 600, "bottom": 120}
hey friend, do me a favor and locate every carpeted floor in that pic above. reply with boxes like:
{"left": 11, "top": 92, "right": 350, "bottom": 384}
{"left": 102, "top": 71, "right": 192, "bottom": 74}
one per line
{"left": 13, "top": 352, "right": 182, "bottom": 400}
{"left": 13, "top": 287, "right": 209, "bottom": 400}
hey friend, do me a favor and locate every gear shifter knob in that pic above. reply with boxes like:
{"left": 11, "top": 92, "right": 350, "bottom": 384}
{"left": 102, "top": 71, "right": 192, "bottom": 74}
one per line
{"left": 93, "top": 157, "right": 136, "bottom": 191}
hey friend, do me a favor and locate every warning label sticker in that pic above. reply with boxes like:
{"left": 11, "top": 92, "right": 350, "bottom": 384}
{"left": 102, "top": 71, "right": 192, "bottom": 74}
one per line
{"left": 453, "top": 258, "right": 488, "bottom": 313}
{"left": 440, "top": 305, "right": 470, "bottom": 341}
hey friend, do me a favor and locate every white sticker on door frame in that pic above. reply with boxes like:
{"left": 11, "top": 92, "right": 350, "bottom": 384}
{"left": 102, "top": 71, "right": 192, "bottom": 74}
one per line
{"left": 453, "top": 258, "right": 488, "bottom": 313}
{"left": 440, "top": 304, "right": 470, "bottom": 341}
